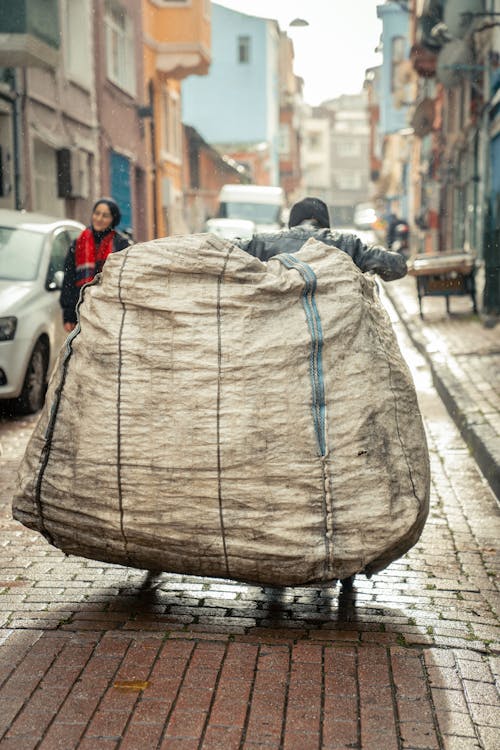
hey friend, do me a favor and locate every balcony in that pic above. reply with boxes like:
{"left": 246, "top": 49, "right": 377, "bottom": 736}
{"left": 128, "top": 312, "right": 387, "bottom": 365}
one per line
{"left": 144, "top": 0, "right": 211, "bottom": 79}
{"left": 0, "top": 0, "right": 59, "bottom": 68}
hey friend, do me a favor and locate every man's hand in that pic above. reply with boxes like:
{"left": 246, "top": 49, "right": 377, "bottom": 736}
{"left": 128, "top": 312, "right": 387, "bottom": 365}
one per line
{"left": 64, "top": 322, "right": 76, "bottom": 333}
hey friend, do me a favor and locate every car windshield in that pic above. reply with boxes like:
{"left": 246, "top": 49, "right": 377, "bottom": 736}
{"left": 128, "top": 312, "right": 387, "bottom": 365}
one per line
{"left": 221, "top": 202, "right": 281, "bottom": 224}
{"left": 0, "top": 227, "right": 45, "bottom": 281}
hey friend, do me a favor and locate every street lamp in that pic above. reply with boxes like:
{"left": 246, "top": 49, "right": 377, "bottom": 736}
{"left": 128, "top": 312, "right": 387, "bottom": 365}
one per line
{"left": 289, "top": 18, "right": 309, "bottom": 27}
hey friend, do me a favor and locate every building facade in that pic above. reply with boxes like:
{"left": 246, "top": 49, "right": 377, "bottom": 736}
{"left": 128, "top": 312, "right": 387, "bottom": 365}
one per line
{"left": 95, "top": 0, "right": 149, "bottom": 240}
{"left": 182, "top": 124, "right": 247, "bottom": 232}
{"left": 143, "top": 0, "right": 211, "bottom": 237}
{"left": 181, "top": 3, "right": 281, "bottom": 185}
{"left": 326, "top": 94, "right": 371, "bottom": 226}
{"left": 367, "top": 0, "right": 500, "bottom": 314}
{"left": 0, "top": 0, "right": 98, "bottom": 223}
{"left": 300, "top": 110, "right": 331, "bottom": 207}
{"left": 0, "top": 1, "right": 304, "bottom": 243}
{"left": 278, "top": 31, "right": 304, "bottom": 204}
{"left": 373, "top": 1, "right": 412, "bottom": 223}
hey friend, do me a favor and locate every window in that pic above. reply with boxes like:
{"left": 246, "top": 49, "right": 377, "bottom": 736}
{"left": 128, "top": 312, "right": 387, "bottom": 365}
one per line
{"left": 47, "top": 230, "right": 72, "bottom": 285}
{"left": 308, "top": 133, "right": 322, "bottom": 150}
{"left": 279, "top": 124, "right": 290, "bottom": 155}
{"left": 188, "top": 143, "right": 200, "bottom": 189}
{"left": 162, "top": 88, "right": 181, "bottom": 159}
{"left": 391, "top": 35, "right": 405, "bottom": 92}
{"left": 105, "top": 2, "right": 136, "bottom": 94}
{"left": 335, "top": 170, "right": 362, "bottom": 190}
{"left": 64, "top": 0, "right": 91, "bottom": 87}
{"left": 33, "top": 140, "right": 64, "bottom": 217}
{"left": 238, "top": 36, "right": 250, "bottom": 64}
{"left": 336, "top": 141, "right": 361, "bottom": 158}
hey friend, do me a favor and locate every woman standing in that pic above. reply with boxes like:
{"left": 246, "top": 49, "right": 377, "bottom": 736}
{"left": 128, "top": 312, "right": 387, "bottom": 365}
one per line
{"left": 60, "top": 197, "right": 131, "bottom": 332}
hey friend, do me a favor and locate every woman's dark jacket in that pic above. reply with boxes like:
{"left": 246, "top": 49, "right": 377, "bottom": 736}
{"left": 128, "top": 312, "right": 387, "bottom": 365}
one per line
{"left": 236, "top": 225, "right": 407, "bottom": 281}
{"left": 60, "top": 230, "right": 131, "bottom": 325}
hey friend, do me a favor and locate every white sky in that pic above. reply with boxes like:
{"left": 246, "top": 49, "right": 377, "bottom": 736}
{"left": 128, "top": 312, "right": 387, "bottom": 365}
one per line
{"left": 215, "top": 0, "right": 383, "bottom": 106}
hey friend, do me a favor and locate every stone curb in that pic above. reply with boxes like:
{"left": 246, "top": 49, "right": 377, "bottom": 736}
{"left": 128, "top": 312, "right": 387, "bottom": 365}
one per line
{"left": 384, "top": 283, "right": 500, "bottom": 504}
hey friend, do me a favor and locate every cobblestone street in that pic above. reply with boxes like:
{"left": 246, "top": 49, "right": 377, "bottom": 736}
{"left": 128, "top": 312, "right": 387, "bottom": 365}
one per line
{"left": 0, "top": 289, "right": 498, "bottom": 749}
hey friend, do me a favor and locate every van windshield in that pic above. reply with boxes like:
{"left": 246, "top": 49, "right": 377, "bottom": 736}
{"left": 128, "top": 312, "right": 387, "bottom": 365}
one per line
{"left": 219, "top": 202, "right": 281, "bottom": 225}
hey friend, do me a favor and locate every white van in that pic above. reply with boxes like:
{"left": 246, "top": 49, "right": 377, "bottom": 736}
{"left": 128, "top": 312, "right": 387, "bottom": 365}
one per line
{"left": 217, "top": 184, "right": 285, "bottom": 232}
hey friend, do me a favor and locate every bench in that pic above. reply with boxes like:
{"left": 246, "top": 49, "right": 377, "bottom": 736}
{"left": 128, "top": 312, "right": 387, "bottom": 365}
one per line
{"left": 408, "top": 252, "right": 477, "bottom": 319}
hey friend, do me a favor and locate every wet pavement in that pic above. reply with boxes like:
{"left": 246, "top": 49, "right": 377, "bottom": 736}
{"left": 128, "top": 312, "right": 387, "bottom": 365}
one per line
{"left": 0, "top": 278, "right": 498, "bottom": 749}
{"left": 383, "top": 273, "right": 500, "bottom": 503}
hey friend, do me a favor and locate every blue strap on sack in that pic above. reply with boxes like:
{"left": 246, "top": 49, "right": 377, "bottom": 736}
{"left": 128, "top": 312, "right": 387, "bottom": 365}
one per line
{"left": 277, "top": 254, "right": 327, "bottom": 457}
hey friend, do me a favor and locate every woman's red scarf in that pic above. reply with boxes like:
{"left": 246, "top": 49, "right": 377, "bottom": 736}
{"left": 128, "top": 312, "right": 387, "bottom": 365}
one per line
{"left": 75, "top": 227, "right": 115, "bottom": 287}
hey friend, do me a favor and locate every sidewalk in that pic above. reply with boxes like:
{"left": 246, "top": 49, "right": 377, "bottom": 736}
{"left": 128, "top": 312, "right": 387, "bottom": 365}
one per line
{"left": 383, "top": 273, "right": 500, "bottom": 503}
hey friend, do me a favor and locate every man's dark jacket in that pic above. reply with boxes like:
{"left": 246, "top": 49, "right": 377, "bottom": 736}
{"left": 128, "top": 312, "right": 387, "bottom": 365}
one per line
{"left": 236, "top": 224, "right": 407, "bottom": 281}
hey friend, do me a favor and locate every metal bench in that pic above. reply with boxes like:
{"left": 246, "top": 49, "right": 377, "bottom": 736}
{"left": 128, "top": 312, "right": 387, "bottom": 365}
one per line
{"left": 408, "top": 252, "right": 477, "bottom": 319}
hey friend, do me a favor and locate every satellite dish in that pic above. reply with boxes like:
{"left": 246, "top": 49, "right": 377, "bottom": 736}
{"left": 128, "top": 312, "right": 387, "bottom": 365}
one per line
{"left": 436, "top": 39, "right": 474, "bottom": 88}
{"left": 410, "top": 99, "right": 436, "bottom": 138}
{"left": 444, "top": 0, "right": 485, "bottom": 39}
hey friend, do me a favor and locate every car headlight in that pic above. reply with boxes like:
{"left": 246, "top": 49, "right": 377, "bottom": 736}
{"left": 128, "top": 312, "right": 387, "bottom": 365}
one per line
{"left": 0, "top": 316, "right": 17, "bottom": 341}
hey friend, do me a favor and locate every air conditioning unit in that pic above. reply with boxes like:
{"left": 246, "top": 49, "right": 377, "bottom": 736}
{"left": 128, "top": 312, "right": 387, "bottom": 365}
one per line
{"left": 57, "top": 148, "right": 90, "bottom": 199}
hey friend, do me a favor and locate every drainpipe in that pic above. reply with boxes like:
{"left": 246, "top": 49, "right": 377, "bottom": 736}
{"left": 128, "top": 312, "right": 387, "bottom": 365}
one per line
{"left": 482, "top": 0, "right": 500, "bottom": 314}
{"left": 471, "top": 129, "right": 479, "bottom": 252}
{"left": 12, "top": 68, "right": 24, "bottom": 210}
{"left": 148, "top": 79, "right": 158, "bottom": 240}
{"left": 2, "top": 68, "right": 23, "bottom": 209}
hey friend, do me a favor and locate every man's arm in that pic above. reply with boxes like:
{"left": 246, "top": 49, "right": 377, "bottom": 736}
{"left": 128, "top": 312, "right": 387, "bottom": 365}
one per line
{"left": 331, "top": 231, "right": 407, "bottom": 281}
{"left": 234, "top": 236, "right": 271, "bottom": 261}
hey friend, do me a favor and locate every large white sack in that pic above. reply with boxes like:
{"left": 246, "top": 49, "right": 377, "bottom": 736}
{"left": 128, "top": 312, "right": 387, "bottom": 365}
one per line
{"left": 13, "top": 234, "right": 430, "bottom": 585}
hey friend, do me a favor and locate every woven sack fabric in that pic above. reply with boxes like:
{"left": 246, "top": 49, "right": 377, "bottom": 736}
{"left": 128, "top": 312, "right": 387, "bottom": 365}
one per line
{"left": 13, "top": 234, "right": 430, "bottom": 585}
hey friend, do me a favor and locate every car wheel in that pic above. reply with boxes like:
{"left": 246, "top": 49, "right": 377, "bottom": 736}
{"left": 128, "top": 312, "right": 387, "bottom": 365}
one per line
{"left": 16, "top": 340, "right": 49, "bottom": 415}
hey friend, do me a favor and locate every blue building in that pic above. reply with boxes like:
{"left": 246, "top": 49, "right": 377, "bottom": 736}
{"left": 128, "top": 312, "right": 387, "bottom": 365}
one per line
{"left": 376, "top": 1, "right": 411, "bottom": 219}
{"left": 182, "top": 3, "right": 281, "bottom": 184}
{"left": 377, "top": 2, "right": 411, "bottom": 136}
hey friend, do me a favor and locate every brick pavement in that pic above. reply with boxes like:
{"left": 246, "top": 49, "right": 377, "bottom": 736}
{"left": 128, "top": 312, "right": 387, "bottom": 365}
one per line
{"left": 0, "top": 290, "right": 498, "bottom": 749}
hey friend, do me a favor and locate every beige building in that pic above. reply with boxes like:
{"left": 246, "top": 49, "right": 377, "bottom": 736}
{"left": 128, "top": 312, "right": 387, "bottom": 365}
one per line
{"left": 0, "top": 0, "right": 98, "bottom": 221}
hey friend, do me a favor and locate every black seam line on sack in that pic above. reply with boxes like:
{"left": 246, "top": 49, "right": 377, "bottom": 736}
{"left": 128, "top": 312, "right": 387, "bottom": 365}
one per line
{"left": 33, "top": 278, "right": 99, "bottom": 546}
{"left": 216, "top": 247, "right": 235, "bottom": 580}
{"left": 116, "top": 247, "right": 133, "bottom": 565}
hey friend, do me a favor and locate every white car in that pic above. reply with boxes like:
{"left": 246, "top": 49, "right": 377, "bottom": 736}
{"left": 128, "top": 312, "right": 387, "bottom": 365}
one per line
{"left": 0, "top": 210, "right": 84, "bottom": 414}
{"left": 205, "top": 217, "right": 256, "bottom": 241}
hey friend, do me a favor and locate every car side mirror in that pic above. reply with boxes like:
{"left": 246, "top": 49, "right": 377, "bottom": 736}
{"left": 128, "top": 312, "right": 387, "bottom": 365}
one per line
{"left": 48, "top": 270, "right": 65, "bottom": 291}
